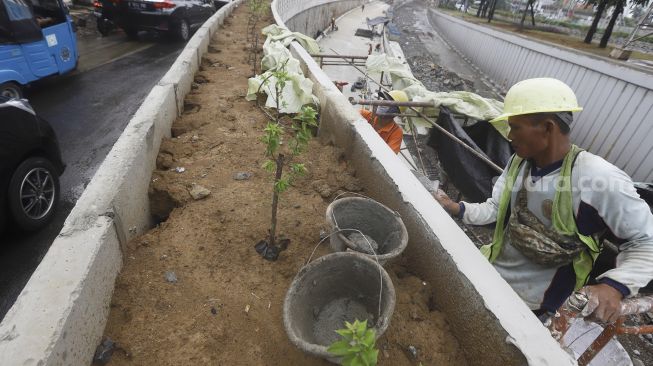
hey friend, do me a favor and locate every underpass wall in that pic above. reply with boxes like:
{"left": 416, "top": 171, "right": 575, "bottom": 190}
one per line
{"left": 280, "top": 0, "right": 364, "bottom": 39}
{"left": 429, "top": 9, "right": 653, "bottom": 182}
{"left": 0, "top": 2, "right": 242, "bottom": 365}
{"left": 273, "top": 0, "right": 578, "bottom": 365}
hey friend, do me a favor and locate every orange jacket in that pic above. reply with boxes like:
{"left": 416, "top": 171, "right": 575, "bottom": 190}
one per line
{"left": 359, "top": 109, "right": 402, "bottom": 154}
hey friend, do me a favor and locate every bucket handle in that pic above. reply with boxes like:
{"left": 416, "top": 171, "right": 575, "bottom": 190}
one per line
{"left": 305, "top": 225, "right": 384, "bottom": 320}
{"left": 331, "top": 191, "right": 402, "bottom": 218}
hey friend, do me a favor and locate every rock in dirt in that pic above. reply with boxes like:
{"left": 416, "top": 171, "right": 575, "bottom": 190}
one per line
{"left": 93, "top": 337, "right": 115, "bottom": 365}
{"left": 233, "top": 172, "right": 252, "bottom": 180}
{"left": 174, "top": 167, "right": 186, "bottom": 173}
{"left": 171, "top": 125, "right": 189, "bottom": 137}
{"left": 311, "top": 180, "right": 333, "bottom": 198}
{"left": 407, "top": 345, "right": 418, "bottom": 359}
{"left": 189, "top": 184, "right": 211, "bottom": 200}
{"left": 347, "top": 232, "right": 379, "bottom": 254}
{"left": 164, "top": 271, "right": 178, "bottom": 283}
{"left": 156, "top": 153, "right": 174, "bottom": 170}
{"left": 194, "top": 75, "right": 209, "bottom": 84}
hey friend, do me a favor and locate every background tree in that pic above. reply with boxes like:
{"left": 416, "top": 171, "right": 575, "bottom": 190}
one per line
{"left": 519, "top": 0, "right": 537, "bottom": 29}
{"left": 584, "top": 0, "right": 609, "bottom": 43}
{"left": 599, "top": 0, "right": 649, "bottom": 47}
{"left": 599, "top": 0, "right": 626, "bottom": 47}
{"left": 476, "top": 0, "right": 488, "bottom": 16}
{"left": 487, "top": 0, "right": 499, "bottom": 22}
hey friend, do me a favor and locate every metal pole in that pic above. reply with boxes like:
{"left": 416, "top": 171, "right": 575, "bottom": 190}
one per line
{"left": 329, "top": 48, "right": 505, "bottom": 174}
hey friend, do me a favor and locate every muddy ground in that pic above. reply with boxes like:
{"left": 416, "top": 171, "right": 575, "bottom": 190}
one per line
{"left": 101, "top": 3, "right": 468, "bottom": 365}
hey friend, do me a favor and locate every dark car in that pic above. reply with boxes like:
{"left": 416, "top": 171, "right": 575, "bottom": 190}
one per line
{"left": 115, "top": 0, "right": 215, "bottom": 41}
{"left": 0, "top": 97, "right": 64, "bottom": 233}
{"left": 213, "top": 0, "right": 230, "bottom": 9}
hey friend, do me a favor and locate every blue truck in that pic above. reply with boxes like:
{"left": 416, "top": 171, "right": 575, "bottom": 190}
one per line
{"left": 0, "top": 0, "right": 78, "bottom": 98}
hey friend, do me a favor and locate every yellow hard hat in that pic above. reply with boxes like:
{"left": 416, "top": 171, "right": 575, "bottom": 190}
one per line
{"left": 490, "top": 78, "right": 582, "bottom": 123}
{"left": 388, "top": 90, "right": 409, "bottom": 112}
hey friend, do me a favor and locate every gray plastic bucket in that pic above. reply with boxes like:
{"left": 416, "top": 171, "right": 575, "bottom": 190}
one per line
{"left": 283, "top": 252, "right": 396, "bottom": 363}
{"left": 325, "top": 196, "right": 408, "bottom": 265}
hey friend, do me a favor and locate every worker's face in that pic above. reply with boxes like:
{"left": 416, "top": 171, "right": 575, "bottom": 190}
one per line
{"left": 507, "top": 114, "right": 550, "bottom": 158}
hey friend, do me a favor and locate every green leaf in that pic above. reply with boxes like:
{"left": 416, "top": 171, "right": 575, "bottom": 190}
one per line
{"left": 290, "top": 163, "right": 306, "bottom": 175}
{"left": 349, "top": 355, "right": 365, "bottom": 366}
{"left": 342, "top": 355, "right": 357, "bottom": 366}
{"left": 335, "top": 328, "right": 353, "bottom": 340}
{"left": 362, "top": 349, "right": 378, "bottom": 366}
{"left": 354, "top": 320, "right": 367, "bottom": 338}
{"left": 361, "top": 328, "right": 375, "bottom": 347}
{"left": 262, "top": 160, "right": 276, "bottom": 173}
{"left": 274, "top": 178, "right": 290, "bottom": 193}
{"left": 344, "top": 321, "right": 355, "bottom": 331}
{"left": 327, "top": 341, "right": 351, "bottom": 356}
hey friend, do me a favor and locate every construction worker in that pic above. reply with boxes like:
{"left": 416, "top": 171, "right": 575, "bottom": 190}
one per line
{"left": 434, "top": 78, "right": 653, "bottom": 323}
{"left": 359, "top": 90, "right": 407, "bottom": 154}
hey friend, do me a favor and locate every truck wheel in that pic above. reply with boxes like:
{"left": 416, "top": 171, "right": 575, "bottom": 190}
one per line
{"left": 0, "top": 82, "right": 23, "bottom": 99}
{"left": 97, "top": 19, "right": 110, "bottom": 36}
{"left": 174, "top": 19, "right": 190, "bottom": 42}
{"left": 7, "top": 157, "right": 60, "bottom": 231}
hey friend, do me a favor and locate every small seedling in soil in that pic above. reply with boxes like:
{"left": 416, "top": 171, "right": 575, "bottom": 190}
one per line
{"left": 328, "top": 319, "right": 379, "bottom": 366}
{"left": 253, "top": 60, "right": 318, "bottom": 261}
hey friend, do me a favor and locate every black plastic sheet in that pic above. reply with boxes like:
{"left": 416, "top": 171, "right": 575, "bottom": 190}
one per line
{"left": 427, "top": 107, "right": 512, "bottom": 203}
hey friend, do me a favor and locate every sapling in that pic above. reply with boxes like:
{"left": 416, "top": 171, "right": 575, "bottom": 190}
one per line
{"left": 246, "top": 0, "right": 268, "bottom": 74}
{"left": 328, "top": 319, "right": 379, "bottom": 366}
{"left": 254, "top": 61, "right": 318, "bottom": 261}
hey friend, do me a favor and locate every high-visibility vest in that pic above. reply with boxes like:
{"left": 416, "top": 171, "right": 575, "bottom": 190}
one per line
{"left": 480, "top": 145, "right": 602, "bottom": 290}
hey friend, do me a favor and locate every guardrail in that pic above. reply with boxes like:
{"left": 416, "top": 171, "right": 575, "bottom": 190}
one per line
{"left": 0, "top": 2, "right": 242, "bottom": 365}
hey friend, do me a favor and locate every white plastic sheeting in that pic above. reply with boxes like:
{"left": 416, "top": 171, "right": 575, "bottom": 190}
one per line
{"left": 365, "top": 54, "right": 507, "bottom": 137}
{"left": 246, "top": 25, "right": 319, "bottom": 113}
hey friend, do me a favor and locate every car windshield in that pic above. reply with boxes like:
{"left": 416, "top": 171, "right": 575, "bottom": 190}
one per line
{"left": 3, "top": 0, "right": 33, "bottom": 21}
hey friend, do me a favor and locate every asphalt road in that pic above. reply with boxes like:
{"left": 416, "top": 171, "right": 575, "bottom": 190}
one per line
{"left": 0, "top": 33, "right": 184, "bottom": 321}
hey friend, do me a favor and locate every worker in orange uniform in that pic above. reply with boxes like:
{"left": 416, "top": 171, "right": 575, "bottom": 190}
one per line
{"left": 359, "top": 90, "right": 407, "bottom": 154}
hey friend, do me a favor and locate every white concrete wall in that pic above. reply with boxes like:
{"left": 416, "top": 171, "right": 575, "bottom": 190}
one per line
{"left": 429, "top": 9, "right": 653, "bottom": 182}
{"left": 0, "top": 2, "right": 242, "bottom": 365}
{"left": 273, "top": 1, "right": 578, "bottom": 365}
{"left": 283, "top": 0, "right": 364, "bottom": 38}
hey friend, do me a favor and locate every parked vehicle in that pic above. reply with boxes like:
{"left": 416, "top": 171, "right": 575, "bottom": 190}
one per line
{"left": 0, "top": 0, "right": 79, "bottom": 98}
{"left": 93, "top": 0, "right": 120, "bottom": 36}
{"left": 114, "top": 0, "right": 215, "bottom": 41}
{"left": 0, "top": 96, "right": 64, "bottom": 232}
{"left": 213, "top": 0, "right": 230, "bottom": 9}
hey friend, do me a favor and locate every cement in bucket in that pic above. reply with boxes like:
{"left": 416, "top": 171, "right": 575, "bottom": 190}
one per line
{"left": 326, "top": 196, "right": 408, "bottom": 265}
{"left": 283, "top": 252, "right": 396, "bottom": 363}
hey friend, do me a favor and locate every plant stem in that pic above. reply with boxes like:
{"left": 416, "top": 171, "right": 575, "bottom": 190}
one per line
{"left": 269, "top": 153, "right": 284, "bottom": 247}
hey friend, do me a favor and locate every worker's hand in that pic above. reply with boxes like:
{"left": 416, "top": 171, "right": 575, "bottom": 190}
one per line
{"left": 579, "top": 284, "right": 624, "bottom": 323}
{"left": 433, "top": 189, "right": 461, "bottom": 216}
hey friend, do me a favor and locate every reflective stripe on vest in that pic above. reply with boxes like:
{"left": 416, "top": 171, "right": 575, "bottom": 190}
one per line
{"left": 480, "top": 145, "right": 601, "bottom": 290}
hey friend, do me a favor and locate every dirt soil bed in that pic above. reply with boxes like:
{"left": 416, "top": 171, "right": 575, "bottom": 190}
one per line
{"left": 102, "top": 4, "right": 468, "bottom": 365}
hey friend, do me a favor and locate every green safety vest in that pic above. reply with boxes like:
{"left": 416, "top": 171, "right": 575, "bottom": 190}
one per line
{"left": 480, "top": 145, "right": 601, "bottom": 290}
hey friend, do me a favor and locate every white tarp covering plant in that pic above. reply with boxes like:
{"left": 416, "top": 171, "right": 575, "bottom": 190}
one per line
{"left": 246, "top": 25, "right": 319, "bottom": 113}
